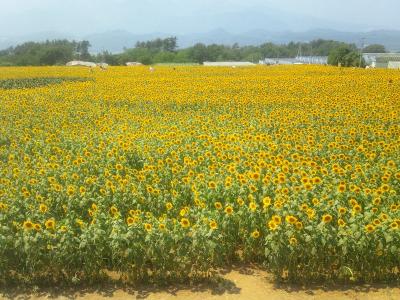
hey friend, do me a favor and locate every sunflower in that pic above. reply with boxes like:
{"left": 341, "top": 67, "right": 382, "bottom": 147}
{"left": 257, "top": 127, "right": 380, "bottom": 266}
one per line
{"left": 380, "top": 213, "right": 388, "bottom": 221}
{"left": 352, "top": 204, "right": 362, "bottom": 213}
{"left": 45, "top": 219, "right": 55, "bottom": 230}
{"left": 365, "top": 224, "right": 375, "bottom": 233}
{"left": 312, "top": 177, "right": 322, "bottom": 184}
{"left": 337, "top": 184, "right": 346, "bottom": 193}
{"left": 224, "top": 206, "right": 233, "bottom": 215}
{"left": 249, "top": 202, "right": 257, "bottom": 212}
{"left": 312, "top": 198, "right": 320, "bottom": 206}
{"left": 285, "top": 215, "right": 297, "bottom": 224}
{"left": 110, "top": 205, "right": 118, "bottom": 215}
{"left": 127, "top": 217, "right": 135, "bottom": 226}
{"left": 214, "top": 202, "right": 222, "bottom": 210}
{"left": 267, "top": 220, "right": 278, "bottom": 231}
{"left": 338, "top": 219, "right": 346, "bottom": 227}
{"left": 272, "top": 215, "right": 282, "bottom": 225}
{"left": 373, "top": 197, "right": 381, "bottom": 205}
{"left": 23, "top": 220, "right": 34, "bottom": 230}
{"left": 66, "top": 185, "right": 75, "bottom": 196}
{"left": 300, "top": 203, "right": 308, "bottom": 211}
{"left": 295, "top": 221, "right": 303, "bottom": 230}
{"left": 262, "top": 197, "right": 271, "bottom": 207}
{"left": 322, "top": 214, "right": 333, "bottom": 223}
{"left": 39, "top": 203, "right": 48, "bottom": 213}
{"left": 166, "top": 202, "right": 173, "bottom": 210}
{"left": 209, "top": 220, "right": 218, "bottom": 230}
{"left": 251, "top": 229, "right": 260, "bottom": 239}
{"left": 304, "top": 183, "right": 313, "bottom": 190}
{"left": 79, "top": 186, "right": 86, "bottom": 195}
{"left": 91, "top": 203, "right": 98, "bottom": 211}
{"left": 180, "top": 218, "right": 190, "bottom": 228}
{"left": 373, "top": 219, "right": 381, "bottom": 226}
{"left": 144, "top": 223, "right": 152, "bottom": 232}
{"left": 208, "top": 181, "right": 216, "bottom": 189}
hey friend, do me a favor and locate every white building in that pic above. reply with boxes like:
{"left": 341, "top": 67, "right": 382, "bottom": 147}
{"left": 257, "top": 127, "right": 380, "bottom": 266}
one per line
{"left": 66, "top": 61, "right": 97, "bottom": 67}
{"left": 363, "top": 53, "right": 400, "bottom": 68}
{"left": 388, "top": 61, "right": 400, "bottom": 69}
{"left": 126, "top": 62, "right": 143, "bottom": 66}
{"left": 296, "top": 56, "right": 328, "bottom": 64}
{"left": 259, "top": 56, "right": 327, "bottom": 65}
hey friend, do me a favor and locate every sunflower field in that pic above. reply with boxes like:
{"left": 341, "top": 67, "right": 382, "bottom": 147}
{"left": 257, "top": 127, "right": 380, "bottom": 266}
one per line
{"left": 0, "top": 65, "right": 399, "bottom": 284}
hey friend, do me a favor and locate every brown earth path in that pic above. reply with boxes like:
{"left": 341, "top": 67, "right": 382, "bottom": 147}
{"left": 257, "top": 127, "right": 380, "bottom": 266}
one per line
{"left": 1, "top": 267, "right": 399, "bottom": 300}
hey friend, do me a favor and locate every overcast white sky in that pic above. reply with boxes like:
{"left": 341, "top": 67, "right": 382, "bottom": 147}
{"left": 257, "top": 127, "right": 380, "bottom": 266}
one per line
{"left": 0, "top": 0, "right": 399, "bottom": 36}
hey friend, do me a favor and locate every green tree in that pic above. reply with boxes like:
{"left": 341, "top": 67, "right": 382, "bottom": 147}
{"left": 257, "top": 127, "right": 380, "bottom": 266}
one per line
{"left": 95, "top": 51, "right": 119, "bottom": 65}
{"left": 189, "top": 43, "right": 209, "bottom": 63}
{"left": 363, "top": 44, "right": 386, "bottom": 53}
{"left": 76, "top": 40, "right": 92, "bottom": 60}
{"left": 328, "top": 45, "right": 365, "bottom": 67}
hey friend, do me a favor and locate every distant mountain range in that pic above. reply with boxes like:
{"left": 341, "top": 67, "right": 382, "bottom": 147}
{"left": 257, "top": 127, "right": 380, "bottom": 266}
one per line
{"left": 1, "top": 29, "right": 400, "bottom": 53}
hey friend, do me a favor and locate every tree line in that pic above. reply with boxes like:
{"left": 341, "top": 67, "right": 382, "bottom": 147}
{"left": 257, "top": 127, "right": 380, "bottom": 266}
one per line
{"left": 0, "top": 40, "right": 91, "bottom": 66}
{"left": 0, "top": 36, "right": 387, "bottom": 67}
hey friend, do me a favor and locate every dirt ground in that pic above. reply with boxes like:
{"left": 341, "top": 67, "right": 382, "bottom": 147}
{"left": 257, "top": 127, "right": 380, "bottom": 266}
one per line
{"left": 1, "top": 267, "right": 399, "bottom": 300}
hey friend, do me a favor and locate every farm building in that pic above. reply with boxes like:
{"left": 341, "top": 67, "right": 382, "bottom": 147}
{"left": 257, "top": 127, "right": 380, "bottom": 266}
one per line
{"left": 259, "top": 58, "right": 297, "bottom": 65}
{"left": 203, "top": 61, "right": 255, "bottom": 67}
{"left": 363, "top": 53, "right": 400, "bottom": 68}
{"left": 388, "top": 61, "right": 400, "bottom": 69}
{"left": 296, "top": 56, "right": 328, "bottom": 64}
{"left": 259, "top": 56, "right": 327, "bottom": 65}
{"left": 66, "top": 61, "right": 97, "bottom": 67}
{"left": 126, "top": 62, "right": 143, "bottom": 66}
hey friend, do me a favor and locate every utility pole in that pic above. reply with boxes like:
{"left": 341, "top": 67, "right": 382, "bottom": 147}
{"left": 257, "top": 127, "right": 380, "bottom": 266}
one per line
{"left": 359, "top": 37, "right": 366, "bottom": 67}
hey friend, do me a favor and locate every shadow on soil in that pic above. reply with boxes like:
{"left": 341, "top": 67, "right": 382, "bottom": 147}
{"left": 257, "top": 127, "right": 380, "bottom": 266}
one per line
{"left": 1, "top": 265, "right": 399, "bottom": 299}
{"left": 0, "top": 274, "right": 241, "bottom": 299}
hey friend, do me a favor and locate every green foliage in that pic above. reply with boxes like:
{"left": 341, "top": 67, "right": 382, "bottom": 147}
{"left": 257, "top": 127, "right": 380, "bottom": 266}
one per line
{"left": 328, "top": 45, "right": 365, "bottom": 67}
{"left": 95, "top": 51, "right": 119, "bottom": 65}
{"left": 135, "top": 36, "right": 178, "bottom": 52}
{"left": 0, "top": 77, "right": 93, "bottom": 89}
{"left": 0, "top": 40, "right": 93, "bottom": 66}
{"left": 363, "top": 44, "right": 387, "bottom": 53}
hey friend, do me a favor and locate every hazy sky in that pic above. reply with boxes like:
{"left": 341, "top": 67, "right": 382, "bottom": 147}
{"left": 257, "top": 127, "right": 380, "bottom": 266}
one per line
{"left": 0, "top": 0, "right": 399, "bottom": 36}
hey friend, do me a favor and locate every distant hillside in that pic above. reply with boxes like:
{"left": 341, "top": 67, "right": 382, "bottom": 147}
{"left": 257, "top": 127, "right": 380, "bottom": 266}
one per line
{"left": 1, "top": 29, "right": 399, "bottom": 53}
